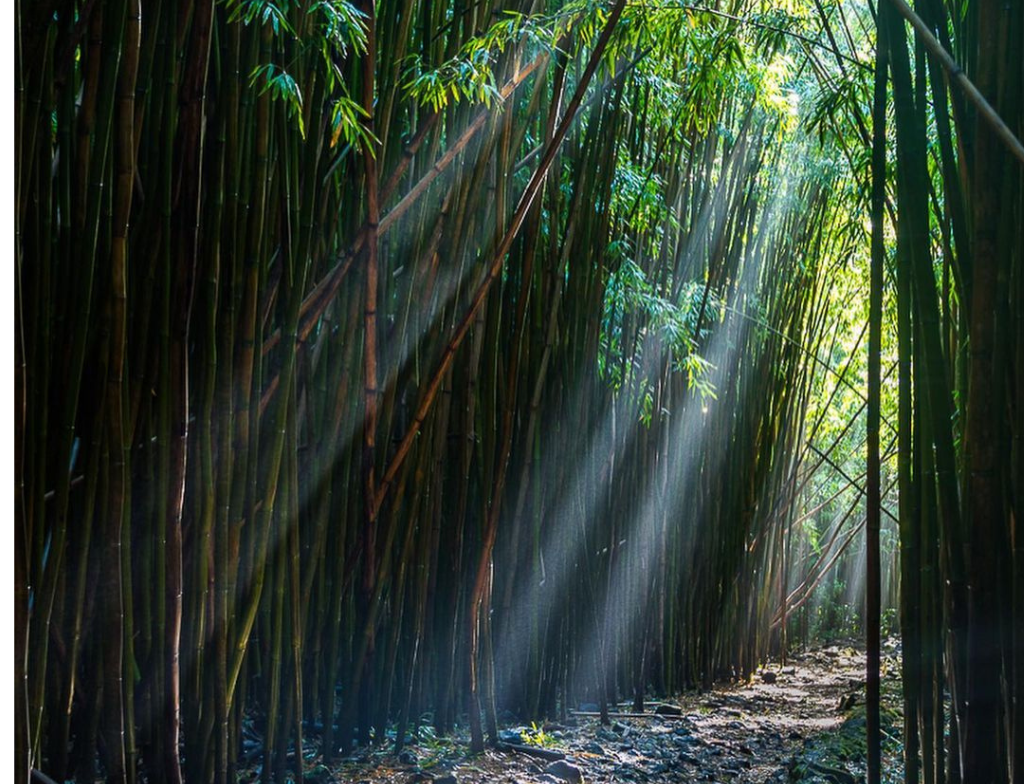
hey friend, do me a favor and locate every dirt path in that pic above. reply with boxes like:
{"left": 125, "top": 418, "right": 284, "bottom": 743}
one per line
{"left": 290, "top": 643, "right": 877, "bottom": 784}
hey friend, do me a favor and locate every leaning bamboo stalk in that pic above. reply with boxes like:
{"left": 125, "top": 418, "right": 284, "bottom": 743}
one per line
{"left": 373, "top": 7, "right": 629, "bottom": 516}
{"left": 886, "top": 0, "right": 1024, "bottom": 165}
{"left": 380, "top": 56, "right": 547, "bottom": 235}
{"left": 263, "top": 55, "right": 549, "bottom": 361}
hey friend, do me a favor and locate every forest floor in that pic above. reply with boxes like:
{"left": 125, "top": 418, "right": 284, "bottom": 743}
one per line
{"left": 264, "top": 640, "right": 904, "bottom": 784}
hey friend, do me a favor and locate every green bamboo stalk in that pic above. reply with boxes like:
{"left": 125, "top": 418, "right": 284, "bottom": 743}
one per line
{"left": 865, "top": 13, "right": 887, "bottom": 776}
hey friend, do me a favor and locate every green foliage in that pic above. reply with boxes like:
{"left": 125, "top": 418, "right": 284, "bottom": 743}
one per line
{"left": 403, "top": 0, "right": 634, "bottom": 111}
{"left": 228, "top": 0, "right": 297, "bottom": 34}
{"left": 789, "top": 695, "right": 904, "bottom": 784}
{"left": 235, "top": 0, "right": 373, "bottom": 146}
{"left": 805, "top": 72, "right": 871, "bottom": 148}
{"left": 750, "top": 8, "right": 806, "bottom": 59}
{"left": 812, "top": 578, "right": 860, "bottom": 640}
{"left": 250, "top": 63, "right": 307, "bottom": 137}
{"left": 329, "top": 94, "right": 375, "bottom": 151}
{"left": 599, "top": 256, "right": 718, "bottom": 407}
{"left": 404, "top": 47, "right": 504, "bottom": 112}
{"left": 610, "top": 163, "right": 671, "bottom": 238}
{"left": 522, "top": 722, "right": 557, "bottom": 748}
{"left": 312, "top": 0, "right": 368, "bottom": 56}
{"left": 880, "top": 606, "right": 899, "bottom": 639}
{"left": 403, "top": 11, "right": 546, "bottom": 111}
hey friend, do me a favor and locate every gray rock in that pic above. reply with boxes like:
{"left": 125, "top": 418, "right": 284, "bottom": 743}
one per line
{"left": 499, "top": 729, "right": 525, "bottom": 744}
{"left": 543, "top": 760, "right": 583, "bottom": 783}
{"left": 613, "top": 764, "right": 640, "bottom": 780}
{"left": 654, "top": 703, "right": 683, "bottom": 717}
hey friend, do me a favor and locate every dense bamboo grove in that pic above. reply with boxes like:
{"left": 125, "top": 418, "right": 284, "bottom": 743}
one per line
{"left": 872, "top": 2, "right": 1023, "bottom": 783}
{"left": 11, "top": 0, "right": 1023, "bottom": 782}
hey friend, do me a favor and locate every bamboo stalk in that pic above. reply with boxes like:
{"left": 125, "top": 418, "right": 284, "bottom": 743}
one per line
{"left": 886, "top": 0, "right": 1024, "bottom": 165}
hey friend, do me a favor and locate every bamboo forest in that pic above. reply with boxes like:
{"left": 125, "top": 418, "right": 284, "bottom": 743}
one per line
{"left": 11, "top": 0, "right": 1023, "bottom": 781}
